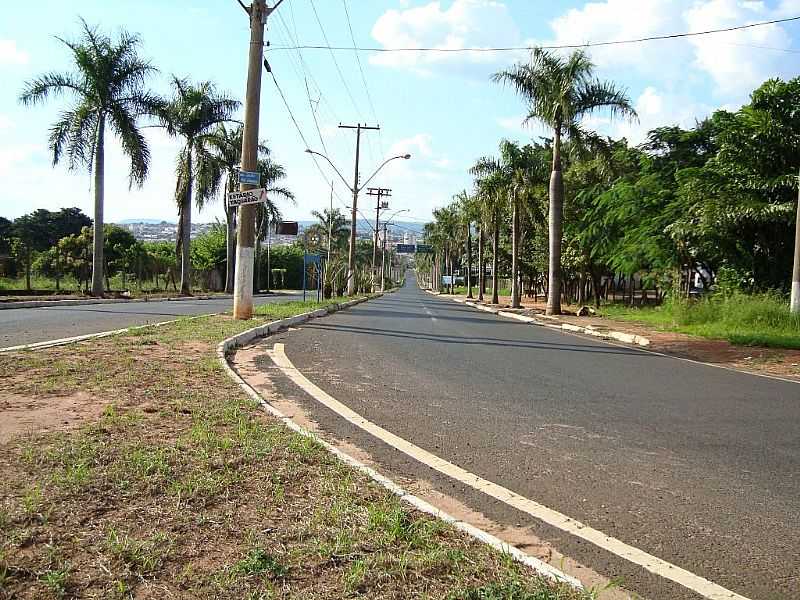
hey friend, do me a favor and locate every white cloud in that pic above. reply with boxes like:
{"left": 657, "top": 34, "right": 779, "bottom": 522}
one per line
{"left": 603, "top": 87, "right": 713, "bottom": 143}
{"left": 0, "top": 115, "right": 13, "bottom": 131}
{"left": 389, "top": 133, "right": 434, "bottom": 158}
{"left": 549, "top": 0, "right": 692, "bottom": 78}
{"left": 369, "top": 0, "right": 521, "bottom": 75}
{"left": 684, "top": 0, "right": 796, "bottom": 96}
{"left": 0, "top": 40, "right": 29, "bottom": 67}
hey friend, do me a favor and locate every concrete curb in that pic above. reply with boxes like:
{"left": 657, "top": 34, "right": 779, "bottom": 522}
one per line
{"left": 218, "top": 295, "right": 582, "bottom": 590}
{"left": 0, "top": 292, "right": 289, "bottom": 311}
{"left": 430, "top": 290, "right": 651, "bottom": 347}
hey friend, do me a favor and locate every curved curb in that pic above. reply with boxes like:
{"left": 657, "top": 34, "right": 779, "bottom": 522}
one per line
{"left": 428, "top": 289, "right": 651, "bottom": 347}
{"left": 217, "top": 295, "right": 583, "bottom": 590}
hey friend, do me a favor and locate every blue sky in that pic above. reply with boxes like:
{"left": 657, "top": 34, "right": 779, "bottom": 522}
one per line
{"left": 1, "top": 0, "right": 799, "bottom": 227}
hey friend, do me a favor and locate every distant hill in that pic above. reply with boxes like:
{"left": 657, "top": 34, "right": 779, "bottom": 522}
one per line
{"left": 117, "top": 219, "right": 175, "bottom": 225}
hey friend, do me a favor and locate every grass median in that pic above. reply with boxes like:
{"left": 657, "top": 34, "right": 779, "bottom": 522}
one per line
{"left": 0, "top": 299, "right": 591, "bottom": 599}
{"left": 602, "top": 292, "right": 800, "bottom": 349}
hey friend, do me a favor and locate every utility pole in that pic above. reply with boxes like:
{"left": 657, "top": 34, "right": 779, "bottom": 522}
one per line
{"left": 340, "top": 123, "right": 379, "bottom": 296}
{"left": 792, "top": 167, "right": 800, "bottom": 313}
{"left": 233, "top": 0, "right": 283, "bottom": 319}
{"left": 367, "top": 187, "right": 391, "bottom": 291}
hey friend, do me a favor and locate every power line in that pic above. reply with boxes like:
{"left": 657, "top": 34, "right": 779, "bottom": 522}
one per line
{"left": 267, "top": 68, "right": 348, "bottom": 207}
{"left": 341, "top": 0, "right": 384, "bottom": 155}
{"left": 266, "top": 15, "right": 800, "bottom": 54}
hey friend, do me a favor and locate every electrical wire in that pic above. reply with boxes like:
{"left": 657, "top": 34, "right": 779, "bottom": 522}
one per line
{"left": 341, "top": 0, "right": 384, "bottom": 155}
{"left": 266, "top": 14, "right": 800, "bottom": 53}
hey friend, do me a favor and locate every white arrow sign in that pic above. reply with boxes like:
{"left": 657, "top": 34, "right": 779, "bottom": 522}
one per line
{"left": 227, "top": 188, "right": 267, "bottom": 207}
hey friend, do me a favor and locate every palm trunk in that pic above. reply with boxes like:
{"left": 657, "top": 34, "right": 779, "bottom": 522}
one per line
{"left": 491, "top": 211, "right": 499, "bottom": 305}
{"left": 478, "top": 226, "right": 485, "bottom": 302}
{"left": 180, "top": 146, "right": 192, "bottom": 295}
{"left": 466, "top": 222, "right": 473, "bottom": 299}
{"left": 224, "top": 179, "right": 236, "bottom": 294}
{"left": 511, "top": 192, "right": 521, "bottom": 309}
{"left": 547, "top": 125, "right": 563, "bottom": 315}
{"left": 91, "top": 114, "right": 106, "bottom": 296}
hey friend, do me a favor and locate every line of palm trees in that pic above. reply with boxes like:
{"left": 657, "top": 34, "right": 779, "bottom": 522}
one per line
{"left": 424, "top": 48, "right": 637, "bottom": 315}
{"left": 19, "top": 19, "right": 293, "bottom": 296}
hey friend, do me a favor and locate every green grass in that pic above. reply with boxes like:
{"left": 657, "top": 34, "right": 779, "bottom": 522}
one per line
{"left": 602, "top": 291, "right": 800, "bottom": 349}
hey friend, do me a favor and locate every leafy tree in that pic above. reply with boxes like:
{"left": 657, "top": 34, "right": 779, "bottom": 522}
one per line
{"left": 159, "top": 77, "right": 239, "bottom": 294}
{"left": 19, "top": 19, "right": 160, "bottom": 296}
{"left": 493, "top": 48, "right": 636, "bottom": 314}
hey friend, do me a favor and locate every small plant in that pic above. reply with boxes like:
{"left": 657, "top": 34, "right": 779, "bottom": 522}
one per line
{"left": 344, "top": 558, "right": 368, "bottom": 592}
{"left": 233, "top": 549, "right": 288, "bottom": 580}
{"left": 41, "top": 566, "right": 70, "bottom": 598}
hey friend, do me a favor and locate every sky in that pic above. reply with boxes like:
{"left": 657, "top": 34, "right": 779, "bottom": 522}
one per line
{"left": 1, "top": 0, "right": 799, "bottom": 229}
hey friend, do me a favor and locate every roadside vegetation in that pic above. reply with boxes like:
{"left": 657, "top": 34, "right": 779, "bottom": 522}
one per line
{"left": 5, "top": 20, "right": 397, "bottom": 300}
{"left": 0, "top": 300, "right": 590, "bottom": 599}
{"left": 418, "top": 48, "right": 800, "bottom": 348}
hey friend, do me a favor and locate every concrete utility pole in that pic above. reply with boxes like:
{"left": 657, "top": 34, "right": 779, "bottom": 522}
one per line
{"left": 339, "top": 124, "right": 380, "bottom": 296}
{"left": 367, "top": 187, "right": 391, "bottom": 291}
{"left": 791, "top": 167, "right": 800, "bottom": 313}
{"left": 233, "top": 0, "right": 284, "bottom": 319}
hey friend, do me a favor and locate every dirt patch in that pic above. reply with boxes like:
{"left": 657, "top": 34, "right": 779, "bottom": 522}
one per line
{"left": 0, "top": 392, "right": 107, "bottom": 444}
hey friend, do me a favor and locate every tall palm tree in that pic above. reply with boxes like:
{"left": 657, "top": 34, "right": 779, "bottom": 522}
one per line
{"left": 160, "top": 77, "right": 239, "bottom": 294}
{"left": 493, "top": 48, "right": 636, "bottom": 314}
{"left": 455, "top": 191, "right": 475, "bottom": 299}
{"left": 19, "top": 20, "right": 160, "bottom": 296}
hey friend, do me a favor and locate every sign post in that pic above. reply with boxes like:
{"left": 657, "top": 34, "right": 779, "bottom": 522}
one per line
{"left": 228, "top": 188, "right": 267, "bottom": 208}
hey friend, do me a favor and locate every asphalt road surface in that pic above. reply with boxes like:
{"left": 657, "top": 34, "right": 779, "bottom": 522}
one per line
{"left": 0, "top": 292, "right": 302, "bottom": 347}
{"left": 260, "top": 273, "right": 799, "bottom": 600}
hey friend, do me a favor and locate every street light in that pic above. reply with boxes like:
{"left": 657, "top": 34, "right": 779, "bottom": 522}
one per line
{"left": 305, "top": 149, "right": 411, "bottom": 295}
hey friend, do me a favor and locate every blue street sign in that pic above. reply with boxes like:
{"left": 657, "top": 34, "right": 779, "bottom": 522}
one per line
{"left": 238, "top": 170, "right": 261, "bottom": 185}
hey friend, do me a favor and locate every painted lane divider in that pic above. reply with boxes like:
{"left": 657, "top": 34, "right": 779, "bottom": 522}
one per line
{"left": 267, "top": 343, "right": 749, "bottom": 600}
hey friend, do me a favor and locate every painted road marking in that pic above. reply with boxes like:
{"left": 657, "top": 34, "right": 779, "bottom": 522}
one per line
{"left": 268, "top": 342, "right": 750, "bottom": 600}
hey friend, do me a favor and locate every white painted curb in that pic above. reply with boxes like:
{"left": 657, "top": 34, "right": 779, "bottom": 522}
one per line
{"left": 217, "top": 295, "right": 583, "bottom": 590}
{"left": 428, "top": 289, "right": 651, "bottom": 347}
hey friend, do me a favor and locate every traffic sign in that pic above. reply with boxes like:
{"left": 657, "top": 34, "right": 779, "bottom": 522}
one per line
{"left": 396, "top": 244, "right": 416, "bottom": 254}
{"left": 238, "top": 170, "right": 261, "bottom": 185}
{"left": 228, "top": 188, "right": 267, "bottom": 207}
{"left": 415, "top": 244, "right": 433, "bottom": 254}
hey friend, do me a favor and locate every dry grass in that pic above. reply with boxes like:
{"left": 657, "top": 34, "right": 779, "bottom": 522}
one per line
{"left": 0, "top": 301, "right": 590, "bottom": 599}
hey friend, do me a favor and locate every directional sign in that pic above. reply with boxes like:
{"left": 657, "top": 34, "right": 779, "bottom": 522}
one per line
{"left": 415, "top": 244, "right": 433, "bottom": 254}
{"left": 228, "top": 188, "right": 267, "bottom": 207}
{"left": 396, "top": 244, "right": 416, "bottom": 254}
{"left": 238, "top": 170, "right": 261, "bottom": 185}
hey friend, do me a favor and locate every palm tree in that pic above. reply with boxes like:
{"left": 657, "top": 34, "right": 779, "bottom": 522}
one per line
{"left": 493, "top": 48, "right": 636, "bottom": 314}
{"left": 19, "top": 20, "right": 160, "bottom": 296}
{"left": 455, "top": 191, "right": 476, "bottom": 299}
{"left": 160, "top": 77, "right": 239, "bottom": 294}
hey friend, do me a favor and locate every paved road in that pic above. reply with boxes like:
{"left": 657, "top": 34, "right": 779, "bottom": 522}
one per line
{"left": 260, "top": 273, "right": 800, "bottom": 600}
{"left": 0, "top": 292, "right": 302, "bottom": 347}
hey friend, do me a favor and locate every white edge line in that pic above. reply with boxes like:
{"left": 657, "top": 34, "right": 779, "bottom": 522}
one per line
{"left": 266, "top": 342, "right": 749, "bottom": 600}
{"left": 427, "top": 288, "right": 800, "bottom": 387}
{"left": 216, "top": 296, "right": 583, "bottom": 590}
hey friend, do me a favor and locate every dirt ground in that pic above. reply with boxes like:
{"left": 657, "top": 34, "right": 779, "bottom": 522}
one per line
{"left": 444, "top": 292, "right": 800, "bottom": 381}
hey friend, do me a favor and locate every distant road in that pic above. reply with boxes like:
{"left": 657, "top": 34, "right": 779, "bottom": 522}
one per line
{"left": 0, "top": 293, "right": 302, "bottom": 347}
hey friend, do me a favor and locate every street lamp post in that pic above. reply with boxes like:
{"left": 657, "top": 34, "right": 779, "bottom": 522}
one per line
{"left": 306, "top": 149, "right": 410, "bottom": 295}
